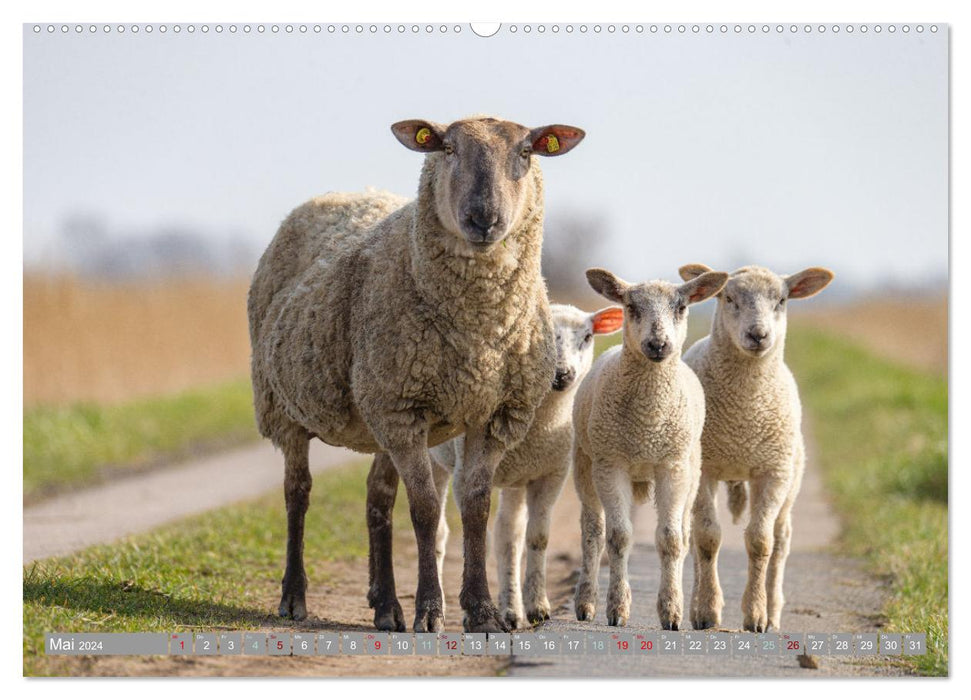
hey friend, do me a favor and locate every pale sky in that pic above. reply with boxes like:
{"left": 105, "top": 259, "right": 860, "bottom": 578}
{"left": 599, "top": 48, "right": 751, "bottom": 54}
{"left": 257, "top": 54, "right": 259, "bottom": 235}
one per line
{"left": 23, "top": 24, "right": 948, "bottom": 290}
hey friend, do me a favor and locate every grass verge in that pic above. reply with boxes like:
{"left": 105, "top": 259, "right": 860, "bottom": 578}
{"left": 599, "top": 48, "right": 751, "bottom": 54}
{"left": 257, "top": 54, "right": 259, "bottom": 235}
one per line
{"left": 24, "top": 378, "right": 258, "bottom": 501}
{"left": 787, "top": 326, "right": 948, "bottom": 676}
{"left": 23, "top": 459, "right": 374, "bottom": 676}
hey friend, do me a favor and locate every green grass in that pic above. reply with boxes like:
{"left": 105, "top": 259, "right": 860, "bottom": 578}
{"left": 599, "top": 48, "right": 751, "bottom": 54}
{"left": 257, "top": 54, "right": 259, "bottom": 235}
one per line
{"left": 24, "top": 378, "right": 259, "bottom": 500}
{"left": 23, "top": 459, "right": 376, "bottom": 676}
{"left": 787, "top": 326, "right": 948, "bottom": 676}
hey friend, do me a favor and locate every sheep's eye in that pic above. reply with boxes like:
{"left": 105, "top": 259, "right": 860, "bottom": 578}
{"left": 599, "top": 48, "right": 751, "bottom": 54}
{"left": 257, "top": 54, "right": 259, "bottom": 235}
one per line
{"left": 677, "top": 304, "right": 687, "bottom": 316}
{"left": 583, "top": 332, "right": 593, "bottom": 345}
{"left": 443, "top": 143, "right": 455, "bottom": 155}
{"left": 520, "top": 146, "right": 532, "bottom": 159}
{"left": 725, "top": 295, "right": 735, "bottom": 306}
{"left": 776, "top": 298, "right": 786, "bottom": 310}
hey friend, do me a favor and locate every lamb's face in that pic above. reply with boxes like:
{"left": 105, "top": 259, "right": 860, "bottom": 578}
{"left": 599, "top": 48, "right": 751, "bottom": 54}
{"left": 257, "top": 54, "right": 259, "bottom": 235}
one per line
{"left": 717, "top": 268, "right": 789, "bottom": 358}
{"left": 550, "top": 303, "right": 622, "bottom": 391}
{"left": 391, "top": 117, "right": 585, "bottom": 252}
{"left": 585, "top": 268, "right": 728, "bottom": 364}
{"left": 711, "top": 265, "right": 835, "bottom": 358}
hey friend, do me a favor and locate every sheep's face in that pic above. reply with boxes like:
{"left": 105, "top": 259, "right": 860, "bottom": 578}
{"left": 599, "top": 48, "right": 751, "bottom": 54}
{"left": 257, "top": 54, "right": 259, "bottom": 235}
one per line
{"left": 550, "top": 303, "right": 623, "bottom": 392}
{"left": 391, "top": 117, "right": 585, "bottom": 251}
{"left": 679, "top": 264, "right": 835, "bottom": 358}
{"left": 586, "top": 268, "right": 728, "bottom": 364}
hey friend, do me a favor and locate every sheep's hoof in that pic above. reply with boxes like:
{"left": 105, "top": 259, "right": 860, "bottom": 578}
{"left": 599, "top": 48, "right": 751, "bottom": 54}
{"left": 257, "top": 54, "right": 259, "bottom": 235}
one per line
{"left": 661, "top": 620, "right": 680, "bottom": 631}
{"left": 575, "top": 602, "right": 596, "bottom": 621}
{"left": 502, "top": 608, "right": 525, "bottom": 630}
{"left": 373, "top": 599, "right": 406, "bottom": 632}
{"left": 278, "top": 592, "right": 308, "bottom": 621}
{"left": 606, "top": 611, "right": 628, "bottom": 627}
{"left": 691, "top": 617, "right": 718, "bottom": 631}
{"left": 526, "top": 602, "right": 551, "bottom": 625}
{"left": 463, "top": 601, "right": 509, "bottom": 633}
{"left": 413, "top": 600, "right": 445, "bottom": 633}
{"left": 743, "top": 619, "right": 767, "bottom": 633}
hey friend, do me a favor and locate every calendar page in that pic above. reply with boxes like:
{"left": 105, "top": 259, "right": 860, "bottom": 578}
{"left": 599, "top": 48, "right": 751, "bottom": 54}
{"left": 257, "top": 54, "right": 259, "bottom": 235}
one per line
{"left": 21, "top": 15, "right": 948, "bottom": 680}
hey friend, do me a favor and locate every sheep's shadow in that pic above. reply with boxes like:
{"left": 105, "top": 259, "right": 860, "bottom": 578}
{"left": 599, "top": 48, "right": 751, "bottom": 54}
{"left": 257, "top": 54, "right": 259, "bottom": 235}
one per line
{"left": 23, "top": 576, "right": 270, "bottom": 629}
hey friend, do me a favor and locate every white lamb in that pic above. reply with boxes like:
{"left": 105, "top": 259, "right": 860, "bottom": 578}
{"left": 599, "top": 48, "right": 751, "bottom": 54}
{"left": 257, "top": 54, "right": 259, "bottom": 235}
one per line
{"left": 572, "top": 267, "right": 729, "bottom": 629}
{"left": 678, "top": 263, "right": 834, "bottom": 632}
{"left": 432, "top": 303, "right": 624, "bottom": 629}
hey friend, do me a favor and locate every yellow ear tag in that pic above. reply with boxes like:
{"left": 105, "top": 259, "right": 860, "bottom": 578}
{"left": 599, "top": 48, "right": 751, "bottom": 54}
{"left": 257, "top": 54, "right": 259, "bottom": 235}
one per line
{"left": 546, "top": 134, "right": 560, "bottom": 153}
{"left": 415, "top": 127, "right": 431, "bottom": 145}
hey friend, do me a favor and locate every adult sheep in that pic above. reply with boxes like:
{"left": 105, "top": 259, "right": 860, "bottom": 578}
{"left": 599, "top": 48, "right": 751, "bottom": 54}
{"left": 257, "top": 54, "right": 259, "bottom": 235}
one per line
{"left": 248, "top": 116, "right": 585, "bottom": 633}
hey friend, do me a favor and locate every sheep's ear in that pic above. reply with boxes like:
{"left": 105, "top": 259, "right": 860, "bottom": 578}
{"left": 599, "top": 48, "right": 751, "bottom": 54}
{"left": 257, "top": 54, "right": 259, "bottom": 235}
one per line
{"left": 786, "top": 267, "right": 835, "bottom": 299}
{"left": 678, "top": 263, "right": 714, "bottom": 282}
{"left": 680, "top": 271, "right": 729, "bottom": 304}
{"left": 591, "top": 306, "right": 624, "bottom": 335}
{"left": 585, "top": 268, "right": 628, "bottom": 303}
{"left": 529, "top": 125, "right": 585, "bottom": 156}
{"left": 391, "top": 119, "right": 447, "bottom": 152}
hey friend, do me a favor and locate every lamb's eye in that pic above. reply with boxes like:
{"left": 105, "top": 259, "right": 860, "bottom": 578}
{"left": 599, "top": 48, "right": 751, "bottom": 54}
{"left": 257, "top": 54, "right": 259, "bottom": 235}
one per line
{"left": 520, "top": 146, "right": 532, "bottom": 159}
{"left": 677, "top": 304, "right": 687, "bottom": 316}
{"left": 583, "top": 332, "right": 593, "bottom": 345}
{"left": 776, "top": 298, "right": 786, "bottom": 310}
{"left": 443, "top": 143, "right": 455, "bottom": 155}
{"left": 725, "top": 295, "right": 735, "bottom": 307}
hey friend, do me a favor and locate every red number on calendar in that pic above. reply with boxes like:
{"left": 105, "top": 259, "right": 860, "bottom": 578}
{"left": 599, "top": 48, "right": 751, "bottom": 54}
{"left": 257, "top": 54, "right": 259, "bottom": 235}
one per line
{"left": 180, "top": 641, "right": 184, "bottom": 650}
{"left": 447, "top": 641, "right": 457, "bottom": 650}
{"left": 641, "top": 640, "right": 653, "bottom": 650}
{"left": 277, "top": 641, "right": 283, "bottom": 650}
{"left": 374, "top": 641, "right": 381, "bottom": 650}
{"left": 787, "top": 641, "right": 799, "bottom": 650}
{"left": 617, "top": 640, "right": 628, "bottom": 650}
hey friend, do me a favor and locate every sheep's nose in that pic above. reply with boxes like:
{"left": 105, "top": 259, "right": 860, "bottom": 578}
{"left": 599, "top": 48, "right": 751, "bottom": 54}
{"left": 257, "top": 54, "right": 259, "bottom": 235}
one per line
{"left": 467, "top": 208, "right": 499, "bottom": 236}
{"left": 746, "top": 327, "right": 769, "bottom": 347}
{"left": 552, "top": 367, "right": 576, "bottom": 391}
{"left": 643, "top": 339, "right": 671, "bottom": 362}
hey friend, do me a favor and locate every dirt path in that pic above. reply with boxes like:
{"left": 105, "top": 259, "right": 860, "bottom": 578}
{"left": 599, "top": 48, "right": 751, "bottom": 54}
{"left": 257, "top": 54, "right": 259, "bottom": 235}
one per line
{"left": 23, "top": 441, "right": 360, "bottom": 564}
{"left": 26, "top": 432, "right": 903, "bottom": 677}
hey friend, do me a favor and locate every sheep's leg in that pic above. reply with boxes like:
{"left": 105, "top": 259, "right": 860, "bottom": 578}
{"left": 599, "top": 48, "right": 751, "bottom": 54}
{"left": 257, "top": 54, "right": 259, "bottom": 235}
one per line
{"left": 279, "top": 428, "right": 312, "bottom": 620}
{"left": 388, "top": 441, "right": 446, "bottom": 633}
{"left": 366, "top": 453, "right": 405, "bottom": 632}
{"left": 431, "top": 457, "right": 451, "bottom": 605}
{"left": 573, "top": 446, "right": 604, "bottom": 621}
{"left": 655, "top": 466, "right": 690, "bottom": 630}
{"left": 596, "top": 464, "right": 633, "bottom": 627}
{"left": 495, "top": 487, "right": 528, "bottom": 629}
{"left": 766, "top": 467, "right": 801, "bottom": 630}
{"left": 523, "top": 468, "right": 567, "bottom": 624}
{"left": 742, "top": 474, "right": 789, "bottom": 632}
{"left": 690, "top": 473, "right": 724, "bottom": 629}
{"left": 454, "top": 428, "right": 507, "bottom": 632}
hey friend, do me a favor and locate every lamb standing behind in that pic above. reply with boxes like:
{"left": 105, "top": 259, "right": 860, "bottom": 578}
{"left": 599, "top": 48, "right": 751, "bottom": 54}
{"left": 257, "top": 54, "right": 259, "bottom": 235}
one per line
{"left": 678, "top": 263, "right": 834, "bottom": 632}
{"left": 572, "top": 267, "right": 728, "bottom": 629}
{"left": 248, "top": 116, "right": 585, "bottom": 632}
{"left": 432, "top": 303, "right": 623, "bottom": 629}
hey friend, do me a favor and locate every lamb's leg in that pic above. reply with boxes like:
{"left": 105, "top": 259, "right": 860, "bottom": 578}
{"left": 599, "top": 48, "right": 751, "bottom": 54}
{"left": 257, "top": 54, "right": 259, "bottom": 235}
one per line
{"left": 573, "top": 446, "right": 604, "bottom": 621}
{"left": 430, "top": 457, "right": 451, "bottom": 609}
{"left": 596, "top": 464, "right": 634, "bottom": 627}
{"left": 654, "top": 468, "right": 690, "bottom": 630}
{"left": 454, "top": 428, "right": 507, "bottom": 632}
{"left": 366, "top": 453, "right": 405, "bottom": 632}
{"left": 690, "top": 473, "right": 724, "bottom": 629}
{"left": 388, "top": 440, "right": 446, "bottom": 633}
{"left": 279, "top": 427, "right": 312, "bottom": 620}
{"left": 742, "top": 474, "right": 789, "bottom": 632}
{"left": 766, "top": 475, "right": 800, "bottom": 630}
{"left": 495, "top": 487, "right": 527, "bottom": 629}
{"left": 523, "top": 467, "right": 567, "bottom": 624}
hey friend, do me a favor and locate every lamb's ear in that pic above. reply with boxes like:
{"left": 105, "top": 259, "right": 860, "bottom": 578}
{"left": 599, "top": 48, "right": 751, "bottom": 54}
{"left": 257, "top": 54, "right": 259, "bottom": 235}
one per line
{"left": 529, "top": 125, "right": 586, "bottom": 156}
{"left": 585, "top": 268, "right": 628, "bottom": 304}
{"left": 786, "top": 267, "right": 835, "bottom": 299}
{"left": 391, "top": 119, "right": 447, "bottom": 152}
{"left": 678, "top": 263, "right": 714, "bottom": 282}
{"left": 680, "top": 271, "right": 729, "bottom": 304}
{"left": 591, "top": 307, "right": 624, "bottom": 335}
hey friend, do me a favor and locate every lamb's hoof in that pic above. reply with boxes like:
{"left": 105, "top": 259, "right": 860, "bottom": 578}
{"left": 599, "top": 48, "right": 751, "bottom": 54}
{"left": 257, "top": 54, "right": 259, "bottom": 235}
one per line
{"left": 692, "top": 618, "right": 717, "bottom": 631}
{"left": 526, "top": 600, "right": 551, "bottom": 625}
{"left": 413, "top": 599, "right": 445, "bottom": 633}
{"left": 278, "top": 591, "right": 307, "bottom": 621}
{"left": 575, "top": 602, "right": 596, "bottom": 622}
{"left": 607, "top": 611, "right": 628, "bottom": 627}
{"left": 502, "top": 608, "right": 525, "bottom": 630}
{"left": 463, "top": 601, "right": 509, "bottom": 633}
{"left": 661, "top": 620, "right": 680, "bottom": 631}
{"left": 373, "top": 599, "right": 406, "bottom": 632}
{"left": 743, "top": 620, "right": 767, "bottom": 633}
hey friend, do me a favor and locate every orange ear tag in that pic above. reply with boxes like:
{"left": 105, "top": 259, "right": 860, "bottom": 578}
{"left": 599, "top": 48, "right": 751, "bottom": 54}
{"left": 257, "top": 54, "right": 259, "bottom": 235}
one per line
{"left": 415, "top": 127, "right": 431, "bottom": 145}
{"left": 545, "top": 134, "right": 560, "bottom": 153}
